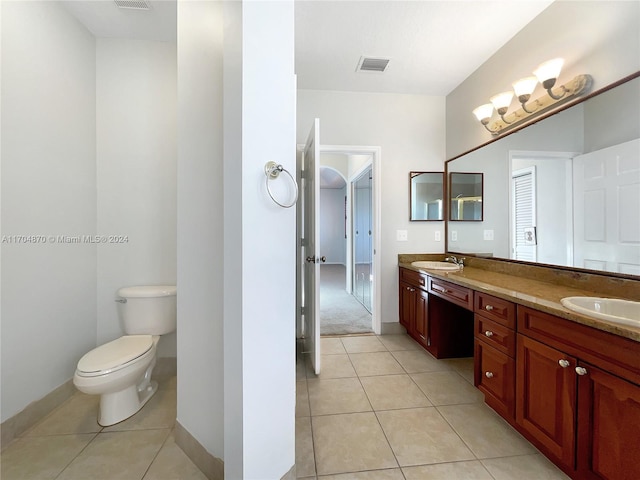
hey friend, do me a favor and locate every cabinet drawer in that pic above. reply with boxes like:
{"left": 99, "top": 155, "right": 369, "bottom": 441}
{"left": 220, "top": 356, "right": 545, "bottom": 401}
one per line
{"left": 400, "top": 267, "right": 426, "bottom": 289}
{"left": 474, "top": 292, "right": 515, "bottom": 329}
{"left": 475, "top": 340, "right": 515, "bottom": 420}
{"left": 428, "top": 277, "right": 472, "bottom": 310}
{"left": 475, "top": 315, "right": 516, "bottom": 357}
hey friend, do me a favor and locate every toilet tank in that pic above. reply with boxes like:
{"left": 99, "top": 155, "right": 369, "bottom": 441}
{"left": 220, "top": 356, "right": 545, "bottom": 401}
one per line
{"left": 117, "top": 285, "right": 177, "bottom": 335}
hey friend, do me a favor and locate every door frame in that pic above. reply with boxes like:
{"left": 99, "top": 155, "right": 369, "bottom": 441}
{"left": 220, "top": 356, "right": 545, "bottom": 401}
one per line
{"left": 321, "top": 145, "right": 381, "bottom": 335}
{"left": 508, "top": 150, "right": 577, "bottom": 268}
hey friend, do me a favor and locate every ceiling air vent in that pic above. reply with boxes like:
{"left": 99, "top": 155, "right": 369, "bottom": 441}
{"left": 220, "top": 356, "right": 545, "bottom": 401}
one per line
{"left": 356, "top": 56, "right": 390, "bottom": 73}
{"left": 114, "top": 0, "right": 151, "bottom": 10}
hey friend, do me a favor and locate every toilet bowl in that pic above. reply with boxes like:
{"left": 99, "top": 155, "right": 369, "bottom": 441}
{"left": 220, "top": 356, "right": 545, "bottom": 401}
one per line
{"left": 73, "top": 285, "right": 176, "bottom": 426}
{"left": 74, "top": 335, "right": 159, "bottom": 426}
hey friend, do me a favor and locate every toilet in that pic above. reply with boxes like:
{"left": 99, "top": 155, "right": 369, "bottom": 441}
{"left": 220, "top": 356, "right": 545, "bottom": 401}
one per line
{"left": 74, "top": 285, "right": 177, "bottom": 426}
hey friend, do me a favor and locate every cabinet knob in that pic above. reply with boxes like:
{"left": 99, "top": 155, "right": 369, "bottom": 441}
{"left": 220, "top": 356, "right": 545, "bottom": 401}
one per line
{"left": 484, "top": 330, "right": 494, "bottom": 337}
{"left": 575, "top": 366, "right": 588, "bottom": 376}
{"left": 410, "top": 288, "right": 415, "bottom": 292}
{"left": 558, "top": 359, "right": 570, "bottom": 368}
{"left": 485, "top": 371, "right": 494, "bottom": 378}
{"left": 485, "top": 305, "right": 494, "bottom": 311}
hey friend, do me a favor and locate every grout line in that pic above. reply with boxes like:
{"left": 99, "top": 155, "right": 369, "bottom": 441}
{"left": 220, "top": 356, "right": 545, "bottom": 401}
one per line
{"left": 140, "top": 427, "right": 173, "bottom": 480}
{"left": 52, "top": 431, "right": 100, "bottom": 480}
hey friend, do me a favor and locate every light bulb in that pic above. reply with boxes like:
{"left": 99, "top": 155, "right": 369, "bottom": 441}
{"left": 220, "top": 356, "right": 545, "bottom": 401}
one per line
{"left": 472, "top": 104, "right": 494, "bottom": 123}
{"left": 490, "top": 91, "right": 514, "bottom": 115}
{"left": 512, "top": 76, "right": 538, "bottom": 102}
{"left": 534, "top": 58, "right": 564, "bottom": 89}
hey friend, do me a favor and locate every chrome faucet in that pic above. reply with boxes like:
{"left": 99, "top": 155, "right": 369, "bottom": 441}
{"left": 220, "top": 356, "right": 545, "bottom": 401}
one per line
{"left": 445, "top": 255, "right": 465, "bottom": 270}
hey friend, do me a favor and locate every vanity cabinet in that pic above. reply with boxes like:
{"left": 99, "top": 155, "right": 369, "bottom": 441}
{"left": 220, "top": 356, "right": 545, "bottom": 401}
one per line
{"left": 516, "top": 306, "right": 640, "bottom": 479}
{"left": 399, "top": 268, "right": 473, "bottom": 357}
{"left": 399, "top": 268, "right": 429, "bottom": 349}
{"left": 474, "top": 292, "right": 516, "bottom": 421}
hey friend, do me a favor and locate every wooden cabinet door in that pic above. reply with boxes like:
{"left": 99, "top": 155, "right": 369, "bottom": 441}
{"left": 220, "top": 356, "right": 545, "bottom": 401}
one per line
{"left": 577, "top": 362, "right": 640, "bottom": 480}
{"left": 399, "top": 281, "right": 415, "bottom": 334}
{"left": 516, "top": 334, "right": 577, "bottom": 470}
{"left": 475, "top": 339, "right": 515, "bottom": 420}
{"left": 414, "top": 288, "right": 429, "bottom": 348}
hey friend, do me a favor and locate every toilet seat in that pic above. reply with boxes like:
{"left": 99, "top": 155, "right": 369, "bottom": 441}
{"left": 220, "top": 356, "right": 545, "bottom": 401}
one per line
{"left": 76, "top": 335, "right": 154, "bottom": 377}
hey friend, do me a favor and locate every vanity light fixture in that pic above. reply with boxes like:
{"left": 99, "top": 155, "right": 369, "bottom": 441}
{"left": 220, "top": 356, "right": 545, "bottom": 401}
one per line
{"left": 473, "top": 58, "right": 592, "bottom": 136}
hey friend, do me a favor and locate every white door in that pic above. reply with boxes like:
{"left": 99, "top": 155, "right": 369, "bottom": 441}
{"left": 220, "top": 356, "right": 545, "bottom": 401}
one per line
{"left": 302, "top": 119, "right": 321, "bottom": 375}
{"left": 511, "top": 167, "right": 537, "bottom": 262}
{"left": 573, "top": 139, "right": 640, "bottom": 275}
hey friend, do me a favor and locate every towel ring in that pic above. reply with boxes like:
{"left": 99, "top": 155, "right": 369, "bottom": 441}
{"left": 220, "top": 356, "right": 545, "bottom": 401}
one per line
{"left": 264, "top": 161, "right": 298, "bottom": 208}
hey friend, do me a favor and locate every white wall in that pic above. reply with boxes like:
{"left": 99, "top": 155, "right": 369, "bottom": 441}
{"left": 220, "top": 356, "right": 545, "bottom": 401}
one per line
{"left": 176, "top": 0, "right": 225, "bottom": 461}
{"left": 320, "top": 187, "right": 347, "bottom": 265}
{"left": 178, "top": 2, "right": 296, "bottom": 478}
{"left": 233, "top": 2, "right": 296, "bottom": 476}
{"left": 96, "top": 39, "right": 177, "bottom": 357}
{"left": 446, "top": 1, "right": 640, "bottom": 158}
{"left": 1, "top": 1, "right": 97, "bottom": 421}
{"left": 297, "top": 91, "right": 445, "bottom": 325}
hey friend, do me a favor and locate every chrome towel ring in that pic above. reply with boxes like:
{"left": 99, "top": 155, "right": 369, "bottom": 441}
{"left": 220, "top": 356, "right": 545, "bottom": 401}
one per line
{"left": 264, "top": 161, "right": 298, "bottom": 208}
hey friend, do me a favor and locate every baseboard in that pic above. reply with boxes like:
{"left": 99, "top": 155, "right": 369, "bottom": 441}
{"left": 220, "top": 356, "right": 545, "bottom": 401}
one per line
{"left": 381, "top": 322, "right": 407, "bottom": 335}
{"left": 174, "top": 421, "right": 224, "bottom": 480}
{"left": 1, "top": 379, "right": 76, "bottom": 451}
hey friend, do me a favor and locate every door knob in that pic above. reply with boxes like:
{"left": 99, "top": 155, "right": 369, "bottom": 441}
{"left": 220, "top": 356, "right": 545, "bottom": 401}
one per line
{"left": 306, "top": 256, "right": 316, "bottom": 263}
{"left": 320, "top": 256, "right": 326, "bottom": 263}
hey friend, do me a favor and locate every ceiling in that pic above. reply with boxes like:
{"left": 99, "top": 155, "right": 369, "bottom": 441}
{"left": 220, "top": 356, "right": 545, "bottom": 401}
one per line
{"left": 61, "top": 0, "right": 553, "bottom": 96}
{"left": 320, "top": 167, "right": 347, "bottom": 189}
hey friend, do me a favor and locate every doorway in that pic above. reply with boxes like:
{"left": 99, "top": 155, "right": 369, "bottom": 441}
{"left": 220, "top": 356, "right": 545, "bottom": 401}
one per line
{"left": 305, "top": 145, "right": 381, "bottom": 337}
{"left": 317, "top": 160, "right": 373, "bottom": 336}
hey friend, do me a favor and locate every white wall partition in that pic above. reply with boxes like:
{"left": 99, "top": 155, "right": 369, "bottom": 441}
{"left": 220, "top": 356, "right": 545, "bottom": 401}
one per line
{"left": 176, "top": 0, "right": 225, "bottom": 463}
{"left": 1, "top": 1, "right": 97, "bottom": 421}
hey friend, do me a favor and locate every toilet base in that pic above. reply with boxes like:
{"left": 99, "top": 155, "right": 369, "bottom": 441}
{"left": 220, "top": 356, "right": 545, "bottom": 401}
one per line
{"left": 98, "top": 380, "right": 158, "bottom": 426}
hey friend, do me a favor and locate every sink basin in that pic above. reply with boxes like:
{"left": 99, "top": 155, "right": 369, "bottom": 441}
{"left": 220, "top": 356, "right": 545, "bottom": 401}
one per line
{"left": 561, "top": 297, "right": 640, "bottom": 327}
{"left": 411, "top": 261, "right": 460, "bottom": 271}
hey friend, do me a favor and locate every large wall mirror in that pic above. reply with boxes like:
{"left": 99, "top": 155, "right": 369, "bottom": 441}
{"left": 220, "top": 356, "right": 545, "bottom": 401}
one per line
{"left": 446, "top": 73, "right": 640, "bottom": 276}
{"left": 410, "top": 172, "right": 444, "bottom": 221}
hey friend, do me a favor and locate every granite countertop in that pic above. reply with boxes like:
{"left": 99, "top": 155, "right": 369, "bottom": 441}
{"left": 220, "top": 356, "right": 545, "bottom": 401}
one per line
{"left": 399, "top": 262, "right": 640, "bottom": 343}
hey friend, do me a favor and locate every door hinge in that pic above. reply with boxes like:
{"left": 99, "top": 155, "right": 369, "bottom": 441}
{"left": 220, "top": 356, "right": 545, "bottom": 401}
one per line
{"left": 300, "top": 306, "right": 306, "bottom": 315}
{"left": 300, "top": 237, "right": 307, "bottom": 247}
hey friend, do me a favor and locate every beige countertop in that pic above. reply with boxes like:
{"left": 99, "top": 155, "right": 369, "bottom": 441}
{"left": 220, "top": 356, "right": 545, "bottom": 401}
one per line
{"left": 399, "top": 262, "right": 640, "bottom": 343}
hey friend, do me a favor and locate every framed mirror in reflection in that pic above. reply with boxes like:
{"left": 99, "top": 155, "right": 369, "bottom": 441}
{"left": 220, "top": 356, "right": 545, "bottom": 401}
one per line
{"left": 449, "top": 172, "right": 483, "bottom": 221}
{"left": 445, "top": 73, "right": 640, "bottom": 276}
{"left": 409, "top": 172, "right": 444, "bottom": 221}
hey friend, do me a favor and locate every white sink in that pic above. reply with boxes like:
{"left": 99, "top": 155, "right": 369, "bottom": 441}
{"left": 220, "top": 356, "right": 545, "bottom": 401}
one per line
{"left": 411, "top": 261, "right": 460, "bottom": 271}
{"left": 561, "top": 297, "right": 640, "bottom": 327}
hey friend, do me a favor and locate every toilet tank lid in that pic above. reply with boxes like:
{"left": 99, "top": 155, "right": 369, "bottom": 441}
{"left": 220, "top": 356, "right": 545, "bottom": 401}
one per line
{"left": 117, "top": 285, "right": 177, "bottom": 298}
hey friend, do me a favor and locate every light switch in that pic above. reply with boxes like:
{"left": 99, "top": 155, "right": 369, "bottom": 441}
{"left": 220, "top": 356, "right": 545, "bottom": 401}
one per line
{"left": 484, "top": 229, "right": 494, "bottom": 241}
{"left": 435, "top": 231, "right": 441, "bottom": 241}
{"left": 397, "top": 230, "right": 408, "bottom": 241}
{"left": 451, "top": 230, "right": 458, "bottom": 241}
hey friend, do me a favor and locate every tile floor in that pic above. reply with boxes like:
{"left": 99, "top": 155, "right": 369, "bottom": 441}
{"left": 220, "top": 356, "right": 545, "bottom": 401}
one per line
{"left": 1, "top": 333, "right": 571, "bottom": 480}
{"left": 296, "top": 334, "right": 570, "bottom": 480}
{"left": 1, "top": 374, "right": 207, "bottom": 480}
